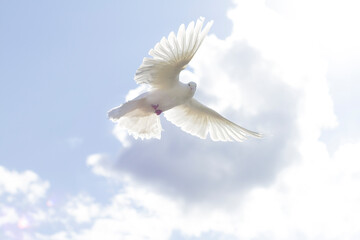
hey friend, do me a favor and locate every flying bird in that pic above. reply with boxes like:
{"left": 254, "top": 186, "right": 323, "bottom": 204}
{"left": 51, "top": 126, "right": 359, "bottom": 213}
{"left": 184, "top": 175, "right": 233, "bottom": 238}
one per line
{"left": 108, "top": 17, "right": 262, "bottom": 142}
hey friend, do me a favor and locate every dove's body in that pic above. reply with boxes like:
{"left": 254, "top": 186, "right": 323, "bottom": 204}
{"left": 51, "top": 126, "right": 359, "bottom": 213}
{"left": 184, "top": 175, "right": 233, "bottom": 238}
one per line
{"left": 108, "top": 18, "right": 262, "bottom": 141}
{"left": 145, "top": 82, "right": 196, "bottom": 113}
{"left": 109, "top": 81, "right": 195, "bottom": 117}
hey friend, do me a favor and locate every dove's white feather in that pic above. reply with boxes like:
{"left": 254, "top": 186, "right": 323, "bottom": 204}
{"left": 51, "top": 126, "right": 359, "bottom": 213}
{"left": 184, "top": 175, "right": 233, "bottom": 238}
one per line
{"left": 135, "top": 17, "right": 213, "bottom": 89}
{"left": 164, "top": 99, "right": 262, "bottom": 142}
{"left": 117, "top": 113, "right": 162, "bottom": 140}
{"left": 108, "top": 95, "right": 162, "bottom": 140}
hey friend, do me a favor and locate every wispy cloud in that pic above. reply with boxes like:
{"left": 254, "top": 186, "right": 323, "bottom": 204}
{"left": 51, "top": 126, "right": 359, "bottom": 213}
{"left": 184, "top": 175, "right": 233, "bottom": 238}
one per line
{"left": 66, "top": 137, "right": 84, "bottom": 148}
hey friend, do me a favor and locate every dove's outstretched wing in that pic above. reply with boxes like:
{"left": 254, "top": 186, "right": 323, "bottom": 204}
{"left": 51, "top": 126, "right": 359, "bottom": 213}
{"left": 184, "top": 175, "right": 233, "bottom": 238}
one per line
{"left": 135, "top": 17, "right": 213, "bottom": 89}
{"left": 164, "top": 99, "right": 263, "bottom": 142}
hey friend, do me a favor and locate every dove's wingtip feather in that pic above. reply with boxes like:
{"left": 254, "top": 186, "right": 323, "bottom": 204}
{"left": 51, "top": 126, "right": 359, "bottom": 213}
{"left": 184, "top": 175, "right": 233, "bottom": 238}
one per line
{"left": 253, "top": 132, "right": 264, "bottom": 138}
{"left": 250, "top": 132, "right": 265, "bottom": 139}
{"left": 240, "top": 127, "right": 264, "bottom": 139}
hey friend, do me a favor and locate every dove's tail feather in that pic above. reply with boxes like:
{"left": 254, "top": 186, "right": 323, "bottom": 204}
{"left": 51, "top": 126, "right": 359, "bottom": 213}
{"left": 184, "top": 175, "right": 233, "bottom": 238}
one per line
{"left": 108, "top": 99, "right": 162, "bottom": 140}
{"left": 117, "top": 113, "right": 162, "bottom": 140}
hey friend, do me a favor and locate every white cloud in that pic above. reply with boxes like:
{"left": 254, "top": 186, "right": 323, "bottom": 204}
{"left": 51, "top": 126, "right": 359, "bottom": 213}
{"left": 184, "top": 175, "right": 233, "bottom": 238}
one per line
{"left": 112, "top": 125, "right": 132, "bottom": 148}
{"left": 0, "top": 166, "right": 49, "bottom": 203}
{"left": 265, "top": 0, "right": 360, "bottom": 147}
{"left": 0, "top": 165, "right": 52, "bottom": 240}
{"left": 0, "top": 206, "right": 18, "bottom": 226}
{"left": 86, "top": 153, "right": 122, "bottom": 180}
{"left": 36, "top": 231, "right": 70, "bottom": 240}
{"left": 65, "top": 194, "right": 100, "bottom": 223}
{"left": 80, "top": 142, "right": 360, "bottom": 239}
{"left": 38, "top": 183, "right": 233, "bottom": 240}
{"left": 234, "top": 140, "right": 360, "bottom": 239}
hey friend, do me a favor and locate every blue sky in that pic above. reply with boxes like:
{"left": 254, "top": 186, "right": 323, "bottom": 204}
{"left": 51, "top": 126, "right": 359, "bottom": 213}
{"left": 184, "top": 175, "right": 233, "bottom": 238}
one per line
{"left": 1, "top": 0, "right": 360, "bottom": 239}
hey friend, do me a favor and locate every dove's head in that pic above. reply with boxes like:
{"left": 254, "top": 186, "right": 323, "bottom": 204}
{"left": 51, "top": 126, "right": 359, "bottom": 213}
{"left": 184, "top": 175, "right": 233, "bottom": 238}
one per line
{"left": 187, "top": 82, "right": 197, "bottom": 96}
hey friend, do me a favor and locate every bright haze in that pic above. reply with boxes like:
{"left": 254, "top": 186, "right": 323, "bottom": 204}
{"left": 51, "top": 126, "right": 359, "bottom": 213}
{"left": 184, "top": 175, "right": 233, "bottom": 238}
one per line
{"left": 1, "top": 0, "right": 360, "bottom": 240}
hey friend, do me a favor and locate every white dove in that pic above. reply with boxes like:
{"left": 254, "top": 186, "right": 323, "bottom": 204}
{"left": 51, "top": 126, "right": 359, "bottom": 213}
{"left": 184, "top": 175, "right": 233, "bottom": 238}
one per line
{"left": 108, "top": 17, "right": 262, "bottom": 142}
